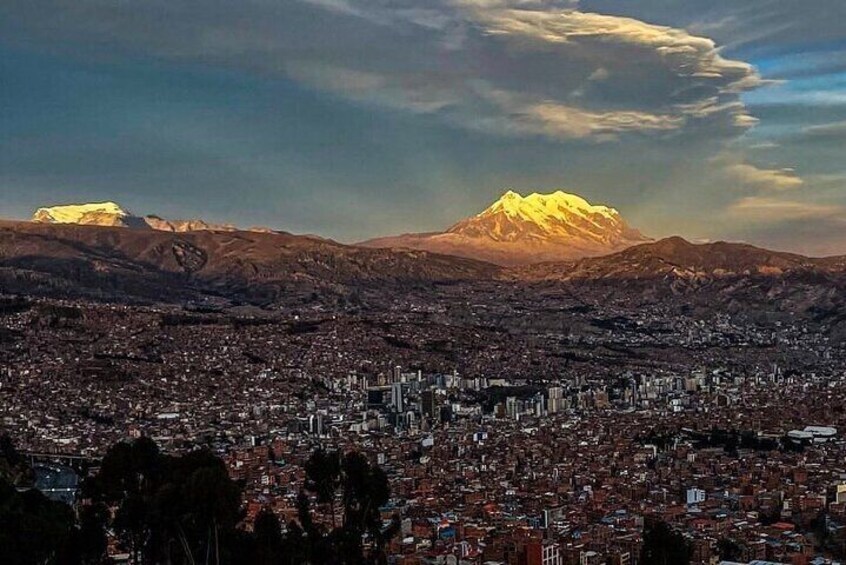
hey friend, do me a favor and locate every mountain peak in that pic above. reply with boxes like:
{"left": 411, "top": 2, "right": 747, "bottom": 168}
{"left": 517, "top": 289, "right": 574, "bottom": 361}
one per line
{"left": 448, "top": 189, "right": 642, "bottom": 247}
{"left": 33, "top": 202, "right": 131, "bottom": 225}
{"left": 360, "top": 189, "right": 651, "bottom": 265}
{"left": 31, "top": 201, "right": 267, "bottom": 234}
{"left": 482, "top": 190, "right": 620, "bottom": 226}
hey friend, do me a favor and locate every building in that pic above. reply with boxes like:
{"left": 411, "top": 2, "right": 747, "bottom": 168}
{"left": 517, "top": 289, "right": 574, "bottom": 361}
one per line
{"left": 391, "top": 382, "right": 405, "bottom": 413}
{"left": 525, "top": 541, "right": 562, "bottom": 565}
{"left": 421, "top": 389, "right": 438, "bottom": 420}
{"left": 686, "top": 487, "right": 706, "bottom": 505}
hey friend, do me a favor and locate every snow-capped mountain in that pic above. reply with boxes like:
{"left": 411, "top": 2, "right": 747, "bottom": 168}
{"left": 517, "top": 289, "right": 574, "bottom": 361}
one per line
{"left": 33, "top": 202, "right": 134, "bottom": 227}
{"left": 448, "top": 190, "right": 644, "bottom": 245}
{"left": 32, "top": 202, "right": 262, "bottom": 233}
{"left": 359, "top": 190, "right": 651, "bottom": 265}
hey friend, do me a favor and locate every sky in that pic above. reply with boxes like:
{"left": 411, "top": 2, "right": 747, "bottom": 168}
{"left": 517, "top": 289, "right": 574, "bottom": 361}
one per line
{"left": 1, "top": 0, "right": 846, "bottom": 254}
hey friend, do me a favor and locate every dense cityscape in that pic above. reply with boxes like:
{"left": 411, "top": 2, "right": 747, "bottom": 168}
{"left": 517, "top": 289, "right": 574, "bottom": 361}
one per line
{"left": 3, "top": 284, "right": 846, "bottom": 564}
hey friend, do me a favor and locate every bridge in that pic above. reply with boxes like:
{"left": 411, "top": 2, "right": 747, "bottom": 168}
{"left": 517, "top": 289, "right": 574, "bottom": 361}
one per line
{"left": 21, "top": 451, "right": 101, "bottom": 474}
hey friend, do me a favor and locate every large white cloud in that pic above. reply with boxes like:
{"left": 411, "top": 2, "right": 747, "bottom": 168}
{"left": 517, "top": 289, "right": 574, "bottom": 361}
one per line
{"left": 0, "top": 0, "right": 766, "bottom": 142}
{"left": 287, "top": 0, "right": 767, "bottom": 141}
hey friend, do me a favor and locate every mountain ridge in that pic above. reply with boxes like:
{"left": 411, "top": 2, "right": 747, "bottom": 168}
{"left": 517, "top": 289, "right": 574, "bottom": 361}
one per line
{"left": 10, "top": 197, "right": 846, "bottom": 313}
{"left": 3, "top": 217, "right": 846, "bottom": 319}
{"left": 514, "top": 236, "right": 841, "bottom": 281}
{"left": 0, "top": 219, "right": 498, "bottom": 304}
{"left": 32, "top": 201, "right": 268, "bottom": 234}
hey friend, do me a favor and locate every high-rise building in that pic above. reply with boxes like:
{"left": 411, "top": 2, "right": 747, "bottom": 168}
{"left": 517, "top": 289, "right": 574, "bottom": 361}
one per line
{"left": 547, "top": 386, "right": 563, "bottom": 415}
{"left": 308, "top": 414, "right": 324, "bottom": 437}
{"left": 534, "top": 393, "right": 545, "bottom": 417}
{"left": 390, "top": 382, "right": 404, "bottom": 412}
{"left": 506, "top": 396, "right": 519, "bottom": 420}
{"left": 525, "top": 540, "right": 562, "bottom": 565}
{"left": 421, "top": 389, "right": 438, "bottom": 420}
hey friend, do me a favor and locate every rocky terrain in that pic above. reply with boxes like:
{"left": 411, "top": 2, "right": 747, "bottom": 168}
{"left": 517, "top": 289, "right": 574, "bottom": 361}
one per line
{"left": 0, "top": 221, "right": 497, "bottom": 304}
{"left": 6, "top": 206, "right": 846, "bottom": 332}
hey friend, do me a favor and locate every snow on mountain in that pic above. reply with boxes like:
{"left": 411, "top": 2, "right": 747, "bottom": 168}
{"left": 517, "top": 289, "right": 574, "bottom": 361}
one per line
{"left": 359, "top": 190, "right": 651, "bottom": 265}
{"left": 31, "top": 191, "right": 650, "bottom": 265}
{"left": 31, "top": 202, "right": 270, "bottom": 233}
{"left": 33, "top": 202, "right": 131, "bottom": 225}
{"left": 448, "top": 190, "right": 640, "bottom": 244}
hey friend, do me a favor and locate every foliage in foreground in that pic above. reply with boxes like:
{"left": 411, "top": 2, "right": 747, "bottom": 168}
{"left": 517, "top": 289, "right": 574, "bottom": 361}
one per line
{"left": 0, "top": 435, "right": 398, "bottom": 564}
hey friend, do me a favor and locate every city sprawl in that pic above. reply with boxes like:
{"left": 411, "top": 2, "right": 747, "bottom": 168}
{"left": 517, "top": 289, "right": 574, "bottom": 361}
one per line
{"left": 4, "top": 283, "right": 846, "bottom": 564}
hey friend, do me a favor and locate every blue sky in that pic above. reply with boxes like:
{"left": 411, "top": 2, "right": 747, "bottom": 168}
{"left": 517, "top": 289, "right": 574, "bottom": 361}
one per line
{"left": 2, "top": 0, "right": 845, "bottom": 254}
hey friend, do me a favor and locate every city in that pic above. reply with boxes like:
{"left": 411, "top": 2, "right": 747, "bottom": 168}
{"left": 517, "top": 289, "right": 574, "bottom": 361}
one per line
{"left": 3, "top": 282, "right": 846, "bottom": 563}
{"left": 4, "top": 0, "right": 846, "bottom": 563}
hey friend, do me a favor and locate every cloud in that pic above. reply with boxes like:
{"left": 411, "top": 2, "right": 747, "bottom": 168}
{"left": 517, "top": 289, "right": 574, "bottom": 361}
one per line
{"left": 806, "top": 173, "right": 846, "bottom": 190}
{"left": 448, "top": 4, "right": 765, "bottom": 136}
{"left": 470, "top": 6, "right": 756, "bottom": 84}
{"left": 767, "top": 53, "right": 846, "bottom": 81}
{"left": 6, "top": 0, "right": 837, "bottom": 253}
{"left": 714, "top": 156, "right": 804, "bottom": 192}
{"left": 723, "top": 195, "right": 846, "bottom": 256}
{"left": 802, "top": 121, "right": 846, "bottom": 141}
{"left": 286, "top": 63, "right": 463, "bottom": 113}
{"left": 0, "top": 0, "right": 766, "bottom": 143}
{"left": 581, "top": 0, "right": 846, "bottom": 58}
{"left": 727, "top": 196, "right": 844, "bottom": 223}
{"left": 471, "top": 86, "right": 684, "bottom": 140}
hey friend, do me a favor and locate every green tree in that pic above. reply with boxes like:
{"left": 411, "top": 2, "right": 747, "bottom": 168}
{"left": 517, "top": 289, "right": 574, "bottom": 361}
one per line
{"left": 0, "top": 437, "right": 401, "bottom": 565}
{"left": 0, "top": 434, "right": 34, "bottom": 486}
{"left": 54, "top": 502, "right": 110, "bottom": 565}
{"left": 85, "top": 438, "right": 244, "bottom": 565}
{"left": 640, "top": 521, "right": 691, "bottom": 565}
{"left": 305, "top": 449, "right": 342, "bottom": 529}
{"left": 149, "top": 450, "right": 244, "bottom": 564}
{"left": 295, "top": 450, "right": 399, "bottom": 564}
{"left": 254, "top": 507, "right": 285, "bottom": 565}
{"left": 0, "top": 477, "right": 76, "bottom": 565}
{"left": 717, "top": 537, "right": 743, "bottom": 561}
{"left": 84, "top": 437, "right": 162, "bottom": 563}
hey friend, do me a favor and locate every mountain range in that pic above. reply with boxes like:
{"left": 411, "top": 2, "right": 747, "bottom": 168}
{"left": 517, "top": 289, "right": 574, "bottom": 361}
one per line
{"left": 4, "top": 193, "right": 845, "bottom": 314}
{"left": 0, "top": 219, "right": 496, "bottom": 304}
{"left": 32, "top": 191, "right": 649, "bottom": 266}
{"left": 33, "top": 201, "right": 272, "bottom": 234}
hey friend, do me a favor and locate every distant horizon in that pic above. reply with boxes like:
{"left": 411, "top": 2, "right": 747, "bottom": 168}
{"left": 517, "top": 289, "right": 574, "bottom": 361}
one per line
{"left": 8, "top": 191, "right": 846, "bottom": 260}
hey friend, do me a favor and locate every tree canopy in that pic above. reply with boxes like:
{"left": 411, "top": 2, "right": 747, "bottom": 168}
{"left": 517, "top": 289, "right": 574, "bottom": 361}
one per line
{"left": 640, "top": 521, "right": 691, "bottom": 565}
{"left": 0, "top": 435, "right": 399, "bottom": 564}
